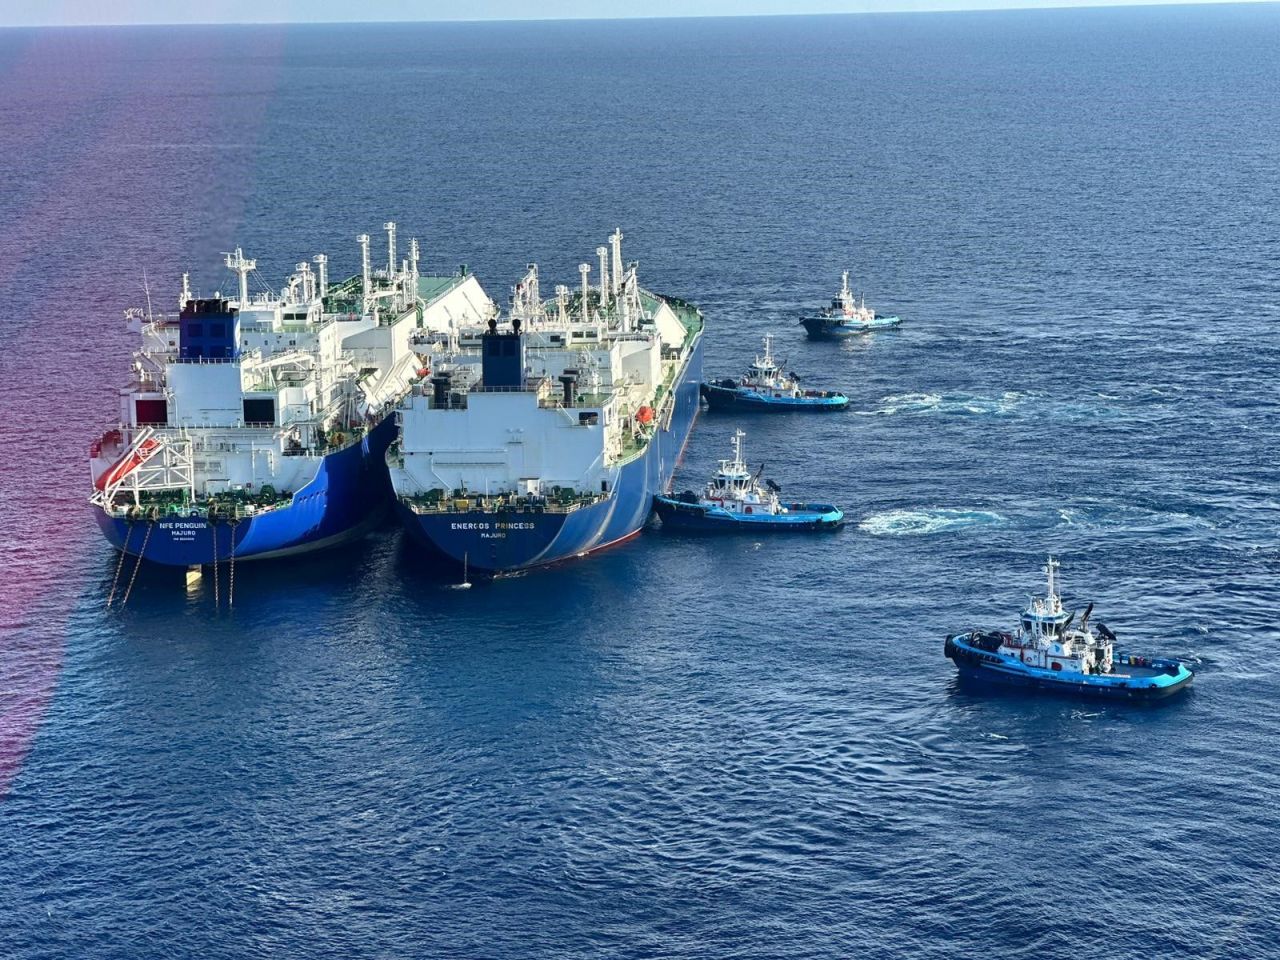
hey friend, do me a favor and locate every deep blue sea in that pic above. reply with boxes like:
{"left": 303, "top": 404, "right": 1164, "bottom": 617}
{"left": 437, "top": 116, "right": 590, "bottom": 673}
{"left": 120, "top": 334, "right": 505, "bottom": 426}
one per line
{"left": 2, "top": 5, "right": 1279, "bottom": 958}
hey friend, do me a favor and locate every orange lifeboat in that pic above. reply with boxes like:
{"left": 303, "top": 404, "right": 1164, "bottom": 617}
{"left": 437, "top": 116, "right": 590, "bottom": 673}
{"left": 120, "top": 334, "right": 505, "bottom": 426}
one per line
{"left": 94, "top": 437, "right": 161, "bottom": 491}
{"left": 635, "top": 405, "right": 655, "bottom": 425}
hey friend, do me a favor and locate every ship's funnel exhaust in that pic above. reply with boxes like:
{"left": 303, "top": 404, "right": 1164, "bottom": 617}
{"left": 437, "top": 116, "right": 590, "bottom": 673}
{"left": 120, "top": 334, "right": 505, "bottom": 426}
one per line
{"left": 431, "top": 373, "right": 452, "bottom": 409}
{"left": 559, "top": 369, "right": 578, "bottom": 406}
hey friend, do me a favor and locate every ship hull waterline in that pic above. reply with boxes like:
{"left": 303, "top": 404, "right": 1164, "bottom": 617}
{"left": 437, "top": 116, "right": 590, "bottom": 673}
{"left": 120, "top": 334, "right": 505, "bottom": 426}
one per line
{"left": 699, "top": 382, "right": 847, "bottom": 412}
{"left": 653, "top": 497, "right": 845, "bottom": 532}
{"left": 799, "top": 315, "right": 902, "bottom": 339}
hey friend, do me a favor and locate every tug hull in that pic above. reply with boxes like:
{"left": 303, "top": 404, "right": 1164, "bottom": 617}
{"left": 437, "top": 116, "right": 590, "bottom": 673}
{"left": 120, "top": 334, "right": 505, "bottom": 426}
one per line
{"left": 944, "top": 633, "right": 1193, "bottom": 700}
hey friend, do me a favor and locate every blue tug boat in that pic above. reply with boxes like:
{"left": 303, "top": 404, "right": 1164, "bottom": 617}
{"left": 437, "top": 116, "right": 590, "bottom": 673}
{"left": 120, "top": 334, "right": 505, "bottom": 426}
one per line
{"left": 799, "top": 271, "right": 901, "bottom": 339}
{"left": 945, "top": 558, "right": 1194, "bottom": 701}
{"left": 700, "top": 335, "right": 848, "bottom": 411}
{"left": 653, "top": 429, "right": 845, "bottom": 532}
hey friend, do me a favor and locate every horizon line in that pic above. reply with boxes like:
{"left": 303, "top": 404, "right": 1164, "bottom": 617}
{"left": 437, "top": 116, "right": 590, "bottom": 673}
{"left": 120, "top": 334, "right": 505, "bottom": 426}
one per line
{"left": 4, "top": 0, "right": 1278, "bottom": 30}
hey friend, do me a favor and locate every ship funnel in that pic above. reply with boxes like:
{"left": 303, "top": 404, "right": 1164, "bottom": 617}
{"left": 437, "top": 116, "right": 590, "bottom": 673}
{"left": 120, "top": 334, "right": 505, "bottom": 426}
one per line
{"left": 559, "top": 369, "right": 579, "bottom": 406}
{"left": 430, "top": 372, "right": 452, "bottom": 409}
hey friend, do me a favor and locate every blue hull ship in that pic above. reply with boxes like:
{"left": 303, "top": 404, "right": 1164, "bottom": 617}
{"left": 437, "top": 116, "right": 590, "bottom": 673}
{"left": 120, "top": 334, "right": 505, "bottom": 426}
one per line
{"left": 89, "top": 230, "right": 496, "bottom": 574}
{"left": 94, "top": 414, "right": 397, "bottom": 566}
{"left": 944, "top": 558, "right": 1194, "bottom": 701}
{"left": 701, "top": 334, "right": 848, "bottom": 412}
{"left": 396, "top": 340, "right": 703, "bottom": 574}
{"left": 654, "top": 428, "right": 844, "bottom": 532}
{"left": 390, "top": 235, "right": 706, "bottom": 575}
{"left": 800, "top": 270, "right": 901, "bottom": 339}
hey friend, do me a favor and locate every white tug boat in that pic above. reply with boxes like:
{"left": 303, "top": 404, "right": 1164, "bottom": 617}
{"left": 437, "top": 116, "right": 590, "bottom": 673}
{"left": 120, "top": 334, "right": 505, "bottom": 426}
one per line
{"left": 653, "top": 429, "right": 845, "bottom": 532}
{"left": 799, "top": 270, "right": 901, "bottom": 338}
{"left": 945, "top": 558, "right": 1194, "bottom": 700}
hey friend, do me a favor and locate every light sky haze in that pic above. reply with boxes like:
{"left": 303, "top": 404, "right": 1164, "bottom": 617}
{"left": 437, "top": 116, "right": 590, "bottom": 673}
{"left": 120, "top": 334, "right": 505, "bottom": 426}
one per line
{"left": 0, "top": 0, "right": 1272, "bottom": 26}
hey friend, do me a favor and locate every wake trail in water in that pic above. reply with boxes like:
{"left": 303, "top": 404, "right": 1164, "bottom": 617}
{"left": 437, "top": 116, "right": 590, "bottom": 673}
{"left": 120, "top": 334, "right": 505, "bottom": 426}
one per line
{"left": 858, "top": 508, "right": 1008, "bottom": 536}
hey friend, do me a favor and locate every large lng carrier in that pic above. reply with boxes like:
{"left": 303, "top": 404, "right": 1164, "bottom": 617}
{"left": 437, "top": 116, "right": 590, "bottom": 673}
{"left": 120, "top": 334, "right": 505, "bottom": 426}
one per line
{"left": 90, "top": 224, "right": 493, "bottom": 568}
{"left": 389, "top": 230, "right": 705, "bottom": 574}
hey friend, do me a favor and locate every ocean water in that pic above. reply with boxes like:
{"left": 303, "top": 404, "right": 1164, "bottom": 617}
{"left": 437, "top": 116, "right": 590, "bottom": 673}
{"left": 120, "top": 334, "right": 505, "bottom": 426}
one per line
{"left": 2, "top": 6, "right": 1280, "bottom": 958}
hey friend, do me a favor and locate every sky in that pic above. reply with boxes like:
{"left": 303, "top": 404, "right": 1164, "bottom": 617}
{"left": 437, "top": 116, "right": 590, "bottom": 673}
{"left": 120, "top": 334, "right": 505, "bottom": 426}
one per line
{"left": 0, "top": 0, "right": 1272, "bottom": 26}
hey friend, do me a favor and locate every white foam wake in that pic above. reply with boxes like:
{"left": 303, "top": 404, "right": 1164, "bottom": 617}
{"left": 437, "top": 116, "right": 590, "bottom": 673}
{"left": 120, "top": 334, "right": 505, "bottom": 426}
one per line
{"left": 858, "top": 508, "right": 1007, "bottom": 536}
{"left": 871, "top": 391, "right": 1027, "bottom": 417}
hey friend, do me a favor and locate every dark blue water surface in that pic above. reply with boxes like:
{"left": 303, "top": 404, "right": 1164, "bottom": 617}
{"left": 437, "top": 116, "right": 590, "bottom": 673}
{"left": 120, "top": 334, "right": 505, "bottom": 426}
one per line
{"left": 2, "top": 6, "right": 1280, "bottom": 958}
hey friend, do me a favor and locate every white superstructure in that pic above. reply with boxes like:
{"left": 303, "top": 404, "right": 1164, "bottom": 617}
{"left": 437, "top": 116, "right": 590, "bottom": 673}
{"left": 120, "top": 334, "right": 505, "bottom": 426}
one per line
{"left": 998, "top": 557, "right": 1115, "bottom": 676}
{"left": 90, "top": 227, "right": 494, "bottom": 520}
{"left": 391, "top": 230, "right": 700, "bottom": 508}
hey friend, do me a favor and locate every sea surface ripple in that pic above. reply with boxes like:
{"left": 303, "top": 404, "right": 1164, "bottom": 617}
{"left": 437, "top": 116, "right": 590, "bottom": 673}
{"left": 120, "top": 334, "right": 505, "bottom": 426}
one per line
{"left": 2, "top": 8, "right": 1279, "bottom": 959}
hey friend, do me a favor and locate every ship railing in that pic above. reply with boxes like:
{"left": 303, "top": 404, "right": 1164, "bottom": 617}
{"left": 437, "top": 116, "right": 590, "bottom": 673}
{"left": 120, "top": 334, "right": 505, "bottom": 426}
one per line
{"left": 98, "top": 487, "right": 296, "bottom": 520}
{"left": 537, "top": 392, "right": 609, "bottom": 411}
{"left": 92, "top": 432, "right": 197, "bottom": 508}
{"left": 469, "top": 378, "right": 550, "bottom": 395}
{"left": 401, "top": 491, "right": 603, "bottom": 515}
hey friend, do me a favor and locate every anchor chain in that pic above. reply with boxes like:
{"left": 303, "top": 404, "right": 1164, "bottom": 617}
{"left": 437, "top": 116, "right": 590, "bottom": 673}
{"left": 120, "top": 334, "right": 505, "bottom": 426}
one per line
{"left": 228, "top": 518, "right": 239, "bottom": 609}
{"left": 105, "top": 520, "right": 135, "bottom": 610}
{"left": 119, "top": 520, "right": 154, "bottom": 608}
{"left": 211, "top": 519, "right": 220, "bottom": 611}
